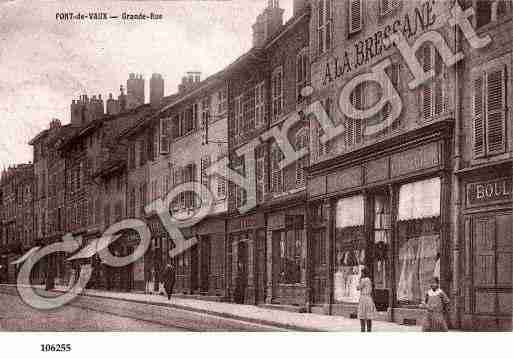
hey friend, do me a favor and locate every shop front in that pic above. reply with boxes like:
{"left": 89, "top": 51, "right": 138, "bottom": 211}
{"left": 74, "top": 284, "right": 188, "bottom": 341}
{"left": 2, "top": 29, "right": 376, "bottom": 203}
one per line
{"left": 308, "top": 121, "right": 453, "bottom": 325}
{"left": 458, "top": 163, "right": 512, "bottom": 331}
{"left": 192, "top": 216, "right": 226, "bottom": 297}
{"left": 227, "top": 212, "right": 266, "bottom": 305}
{"left": 265, "top": 204, "right": 308, "bottom": 308}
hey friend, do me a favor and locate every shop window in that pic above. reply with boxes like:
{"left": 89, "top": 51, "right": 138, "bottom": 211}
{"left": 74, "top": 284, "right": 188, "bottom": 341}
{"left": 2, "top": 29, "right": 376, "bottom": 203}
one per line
{"left": 396, "top": 177, "right": 441, "bottom": 305}
{"left": 334, "top": 195, "right": 366, "bottom": 303}
{"left": 318, "top": 0, "right": 333, "bottom": 54}
{"left": 349, "top": 0, "right": 363, "bottom": 35}
{"left": 472, "top": 64, "right": 507, "bottom": 158}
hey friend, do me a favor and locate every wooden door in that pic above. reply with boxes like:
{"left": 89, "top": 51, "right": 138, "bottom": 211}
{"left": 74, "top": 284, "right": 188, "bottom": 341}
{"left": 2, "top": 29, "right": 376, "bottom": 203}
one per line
{"left": 200, "top": 236, "right": 211, "bottom": 293}
{"left": 255, "top": 229, "right": 267, "bottom": 304}
{"left": 472, "top": 213, "right": 512, "bottom": 330}
{"left": 311, "top": 229, "right": 327, "bottom": 304}
{"left": 190, "top": 244, "right": 199, "bottom": 293}
{"left": 271, "top": 231, "right": 281, "bottom": 301}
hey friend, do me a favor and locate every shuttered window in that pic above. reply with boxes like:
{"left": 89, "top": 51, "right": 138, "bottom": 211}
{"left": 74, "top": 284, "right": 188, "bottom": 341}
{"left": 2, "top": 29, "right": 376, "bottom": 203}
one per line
{"left": 346, "top": 84, "right": 363, "bottom": 146}
{"left": 271, "top": 143, "right": 283, "bottom": 193}
{"left": 255, "top": 82, "right": 266, "bottom": 128}
{"left": 159, "top": 118, "right": 170, "bottom": 154}
{"left": 318, "top": 0, "right": 332, "bottom": 54}
{"left": 200, "top": 156, "right": 211, "bottom": 205}
{"left": 349, "top": 0, "right": 363, "bottom": 35}
{"left": 473, "top": 65, "right": 507, "bottom": 158}
{"left": 295, "top": 128, "right": 309, "bottom": 187}
{"left": 296, "top": 48, "right": 309, "bottom": 104}
{"left": 380, "top": 0, "right": 401, "bottom": 16}
{"left": 256, "top": 155, "right": 265, "bottom": 203}
{"left": 421, "top": 45, "right": 447, "bottom": 121}
{"left": 271, "top": 67, "right": 283, "bottom": 122}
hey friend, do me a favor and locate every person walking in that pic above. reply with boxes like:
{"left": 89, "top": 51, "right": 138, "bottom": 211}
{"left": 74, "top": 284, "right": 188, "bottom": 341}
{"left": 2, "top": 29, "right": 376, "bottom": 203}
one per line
{"left": 357, "top": 267, "right": 376, "bottom": 332}
{"left": 161, "top": 263, "right": 176, "bottom": 300}
{"left": 420, "top": 277, "right": 450, "bottom": 332}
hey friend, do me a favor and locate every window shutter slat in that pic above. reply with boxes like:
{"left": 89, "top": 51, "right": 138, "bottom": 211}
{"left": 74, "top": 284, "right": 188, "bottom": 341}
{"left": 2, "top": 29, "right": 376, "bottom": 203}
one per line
{"left": 473, "top": 76, "right": 485, "bottom": 158}
{"left": 486, "top": 67, "right": 506, "bottom": 155}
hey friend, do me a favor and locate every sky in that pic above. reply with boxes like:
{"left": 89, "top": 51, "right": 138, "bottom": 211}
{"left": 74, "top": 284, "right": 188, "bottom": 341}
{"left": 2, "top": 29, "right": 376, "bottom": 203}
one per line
{"left": 0, "top": 0, "right": 293, "bottom": 169}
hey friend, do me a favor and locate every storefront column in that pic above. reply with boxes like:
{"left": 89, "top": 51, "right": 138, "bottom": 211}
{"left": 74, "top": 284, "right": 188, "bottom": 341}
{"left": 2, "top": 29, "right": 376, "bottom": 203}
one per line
{"left": 327, "top": 198, "right": 335, "bottom": 315}
{"left": 305, "top": 203, "right": 312, "bottom": 312}
{"left": 388, "top": 184, "right": 397, "bottom": 321}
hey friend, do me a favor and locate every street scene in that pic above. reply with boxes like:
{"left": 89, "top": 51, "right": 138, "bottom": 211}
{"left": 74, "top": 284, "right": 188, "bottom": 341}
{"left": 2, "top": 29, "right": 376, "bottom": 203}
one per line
{"left": 0, "top": 0, "right": 512, "bottom": 335}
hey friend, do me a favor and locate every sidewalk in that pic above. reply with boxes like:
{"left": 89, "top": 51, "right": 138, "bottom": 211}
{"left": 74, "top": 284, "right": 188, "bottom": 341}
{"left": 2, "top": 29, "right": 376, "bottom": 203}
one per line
{"left": 52, "top": 286, "right": 421, "bottom": 332}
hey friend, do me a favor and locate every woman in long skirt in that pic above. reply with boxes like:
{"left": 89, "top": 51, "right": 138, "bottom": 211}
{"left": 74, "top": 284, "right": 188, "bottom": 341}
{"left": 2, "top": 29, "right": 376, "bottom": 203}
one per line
{"left": 420, "top": 277, "right": 450, "bottom": 332}
{"left": 357, "top": 267, "right": 377, "bottom": 332}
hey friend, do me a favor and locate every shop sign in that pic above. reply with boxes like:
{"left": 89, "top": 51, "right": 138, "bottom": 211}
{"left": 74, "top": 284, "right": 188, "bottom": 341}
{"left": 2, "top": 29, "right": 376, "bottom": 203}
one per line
{"left": 321, "top": 0, "right": 436, "bottom": 86}
{"left": 467, "top": 178, "right": 512, "bottom": 206}
{"left": 229, "top": 214, "right": 259, "bottom": 232}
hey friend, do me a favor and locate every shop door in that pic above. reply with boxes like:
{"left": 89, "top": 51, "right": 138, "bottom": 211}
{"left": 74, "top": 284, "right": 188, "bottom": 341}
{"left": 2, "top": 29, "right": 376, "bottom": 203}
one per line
{"left": 200, "top": 236, "right": 211, "bottom": 293}
{"left": 190, "top": 244, "right": 199, "bottom": 293}
{"left": 311, "top": 229, "right": 327, "bottom": 304}
{"left": 255, "top": 229, "right": 267, "bottom": 304}
{"left": 271, "top": 232, "right": 281, "bottom": 301}
{"left": 235, "top": 241, "right": 248, "bottom": 303}
{"left": 472, "top": 213, "right": 512, "bottom": 330}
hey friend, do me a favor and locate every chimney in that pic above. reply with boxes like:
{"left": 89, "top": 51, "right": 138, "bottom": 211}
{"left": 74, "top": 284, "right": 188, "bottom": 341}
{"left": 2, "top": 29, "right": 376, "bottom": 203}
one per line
{"left": 293, "top": 0, "right": 308, "bottom": 16}
{"left": 118, "top": 85, "right": 127, "bottom": 112}
{"left": 106, "top": 93, "right": 120, "bottom": 115}
{"left": 150, "top": 73, "right": 164, "bottom": 107}
{"left": 127, "top": 73, "right": 145, "bottom": 109}
{"left": 179, "top": 72, "right": 201, "bottom": 93}
{"left": 252, "top": 0, "right": 284, "bottom": 48}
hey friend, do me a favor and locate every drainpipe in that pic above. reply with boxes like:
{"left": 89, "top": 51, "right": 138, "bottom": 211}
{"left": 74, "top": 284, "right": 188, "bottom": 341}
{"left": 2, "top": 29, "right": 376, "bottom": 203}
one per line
{"left": 451, "top": 10, "right": 463, "bottom": 330}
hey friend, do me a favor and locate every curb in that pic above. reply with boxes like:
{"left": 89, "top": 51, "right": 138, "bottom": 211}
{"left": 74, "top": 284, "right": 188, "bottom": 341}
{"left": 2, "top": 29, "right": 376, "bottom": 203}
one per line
{"left": 53, "top": 288, "right": 323, "bottom": 332}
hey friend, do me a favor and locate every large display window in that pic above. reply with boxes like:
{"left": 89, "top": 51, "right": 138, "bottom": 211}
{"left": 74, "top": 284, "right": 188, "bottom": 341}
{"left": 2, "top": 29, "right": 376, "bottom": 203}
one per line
{"left": 334, "top": 195, "right": 365, "bottom": 303}
{"left": 395, "top": 178, "right": 441, "bottom": 305}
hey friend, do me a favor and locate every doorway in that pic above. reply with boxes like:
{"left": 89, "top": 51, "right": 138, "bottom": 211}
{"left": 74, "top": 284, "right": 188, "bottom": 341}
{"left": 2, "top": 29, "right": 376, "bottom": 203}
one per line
{"left": 255, "top": 229, "right": 267, "bottom": 304}
{"left": 200, "top": 236, "right": 211, "bottom": 294}
{"left": 190, "top": 244, "right": 199, "bottom": 293}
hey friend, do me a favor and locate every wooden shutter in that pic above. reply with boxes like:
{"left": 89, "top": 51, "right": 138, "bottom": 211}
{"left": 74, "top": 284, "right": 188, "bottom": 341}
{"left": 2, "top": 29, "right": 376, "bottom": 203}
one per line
{"left": 159, "top": 118, "right": 169, "bottom": 154}
{"left": 349, "top": 0, "right": 362, "bottom": 34}
{"left": 422, "top": 45, "right": 433, "bottom": 120}
{"left": 200, "top": 156, "right": 211, "bottom": 205}
{"left": 473, "top": 75, "right": 485, "bottom": 158}
{"left": 485, "top": 66, "right": 506, "bottom": 155}
{"left": 350, "top": 85, "right": 363, "bottom": 144}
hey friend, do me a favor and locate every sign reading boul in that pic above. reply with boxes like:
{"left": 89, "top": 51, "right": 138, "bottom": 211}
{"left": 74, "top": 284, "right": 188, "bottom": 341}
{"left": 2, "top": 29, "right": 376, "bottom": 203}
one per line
{"left": 467, "top": 179, "right": 512, "bottom": 206}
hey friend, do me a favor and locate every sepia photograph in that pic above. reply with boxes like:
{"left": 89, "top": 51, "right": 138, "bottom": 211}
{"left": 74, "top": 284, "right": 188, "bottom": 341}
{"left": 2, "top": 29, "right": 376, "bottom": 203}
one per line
{"left": 0, "top": 0, "right": 511, "bottom": 356}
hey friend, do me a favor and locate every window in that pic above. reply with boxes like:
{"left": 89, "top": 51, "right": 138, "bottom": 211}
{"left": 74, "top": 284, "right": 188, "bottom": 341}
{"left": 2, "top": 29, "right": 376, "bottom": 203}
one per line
{"left": 396, "top": 178, "right": 441, "bottom": 305}
{"left": 243, "top": 88, "right": 256, "bottom": 131}
{"left": 255, "top": 82, "right": 266, "bottom": 128}
{"left": 318, "top": 0, "right": 332, "bottom": 54}
{"left": 476, "top": 0, "right": 510, "bottom": 28}
{"left": 165, "top": 174, "right": 171, "bottom": 195}
{"left": 218, "top": 88, "right": 227, "bottom": 115}
{"left": 200, "top": 156, "right": 211, "bottom": 205}
{"left": 349, "top": 0, "right": 363, "bottom": 35}
{"left": 104, "top": 204, "right": 111, "bottom": 227}
{"left": 139, "top": 183, "right": 147, "bottom": 217}
{"left": 114, "top": 201, "right": 122, "bottom": 222}
{"left": 217, "top": 155, "right": 227, "bottom": 199}
{"left": 139, "top": 138, "right": 147, "bottom": 167}
{"left": 346, "top": 84, "right": 364, "bottom": 146}
{"left": 371, "top": 63, "right": 401, "bottom": 133}
{"left": 296, "top": 48, "right": 309, "bottom": 104}
{"left": 279, "top": 215, "right": 304, "bottom": 284}
{"left": 128, "top": 188, "right": 136, "bottom": 217}
{"left": 295, "top": 128, "right": 309, "bottom": 187}
{"left": 473, "top": 64, "right": 507, "bottom": 158}
{"left": 271, "top": 143, "right": 284, "bottom": 193}
{"left": 233, "top": 159, "right": 246, "bottom": 209}
{"left": 129, "top": 142, "right": 136, "bottom": 168}
{"left": 256, "top": 151, "right": 265, "bottom": 203}
{"left": 271, "top": 67, "right": 283, "bottom": 122}
{"left": 183, "top": 164, "right": 197, "bottom": 209}
{"left": 201, "top": 97, "right": 210, "bottom": 129}
{"left": 334, "top": 195, "right": 365, "bottom": 303}
{"left": 234, "top": 95, "right": 243, "bottom": 137}
{"left": 421, "top": 44, "right": 447, "bottom": 121}
{"left": 380, "top": 0, "right": 401, "bottom": 16}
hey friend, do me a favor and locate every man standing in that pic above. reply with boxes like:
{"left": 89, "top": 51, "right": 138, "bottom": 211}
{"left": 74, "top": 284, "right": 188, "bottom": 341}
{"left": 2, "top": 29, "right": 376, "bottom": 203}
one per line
{"left": 161, "top": 263, "right": 176, "bottom": 300}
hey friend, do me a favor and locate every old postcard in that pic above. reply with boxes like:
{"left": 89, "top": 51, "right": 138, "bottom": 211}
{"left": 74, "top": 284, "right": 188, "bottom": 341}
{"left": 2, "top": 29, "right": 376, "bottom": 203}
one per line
{"left": 0, "top": 0, "right": 512, "bottom": 356}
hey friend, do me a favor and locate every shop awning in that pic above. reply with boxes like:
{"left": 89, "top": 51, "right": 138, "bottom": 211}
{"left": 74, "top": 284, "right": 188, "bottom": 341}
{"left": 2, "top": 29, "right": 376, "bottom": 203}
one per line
{"left": 67, "top": 234, "right": 120, "bottom": 261}
{"left": 10, "top": 246, "right": 41, "bottom": 265}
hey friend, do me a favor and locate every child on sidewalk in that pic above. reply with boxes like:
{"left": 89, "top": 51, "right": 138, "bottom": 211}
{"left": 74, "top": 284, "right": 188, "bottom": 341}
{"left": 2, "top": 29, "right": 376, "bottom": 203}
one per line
{"left": 356, "top": 267, "right": 376, "bottom": 332}
{"left": 420, "top": 277, "right": 450, "bottom": 332}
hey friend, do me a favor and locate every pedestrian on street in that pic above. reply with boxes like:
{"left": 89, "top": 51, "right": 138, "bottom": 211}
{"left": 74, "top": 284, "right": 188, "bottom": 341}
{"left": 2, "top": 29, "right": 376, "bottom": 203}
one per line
{"left": 420, "top": 277, "right": 450, "bottom": 332}
{"left": 161, "top": 263, "right": 176, "bottom": 300}
{"left": 356, "top": 267, "right": 376, "bottom": 332}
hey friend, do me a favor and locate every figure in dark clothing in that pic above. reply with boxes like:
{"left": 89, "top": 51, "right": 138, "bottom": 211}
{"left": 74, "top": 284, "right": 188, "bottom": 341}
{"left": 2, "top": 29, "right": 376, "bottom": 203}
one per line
{"left": 161, "top": 264, "right": 176, "bottom": 300}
